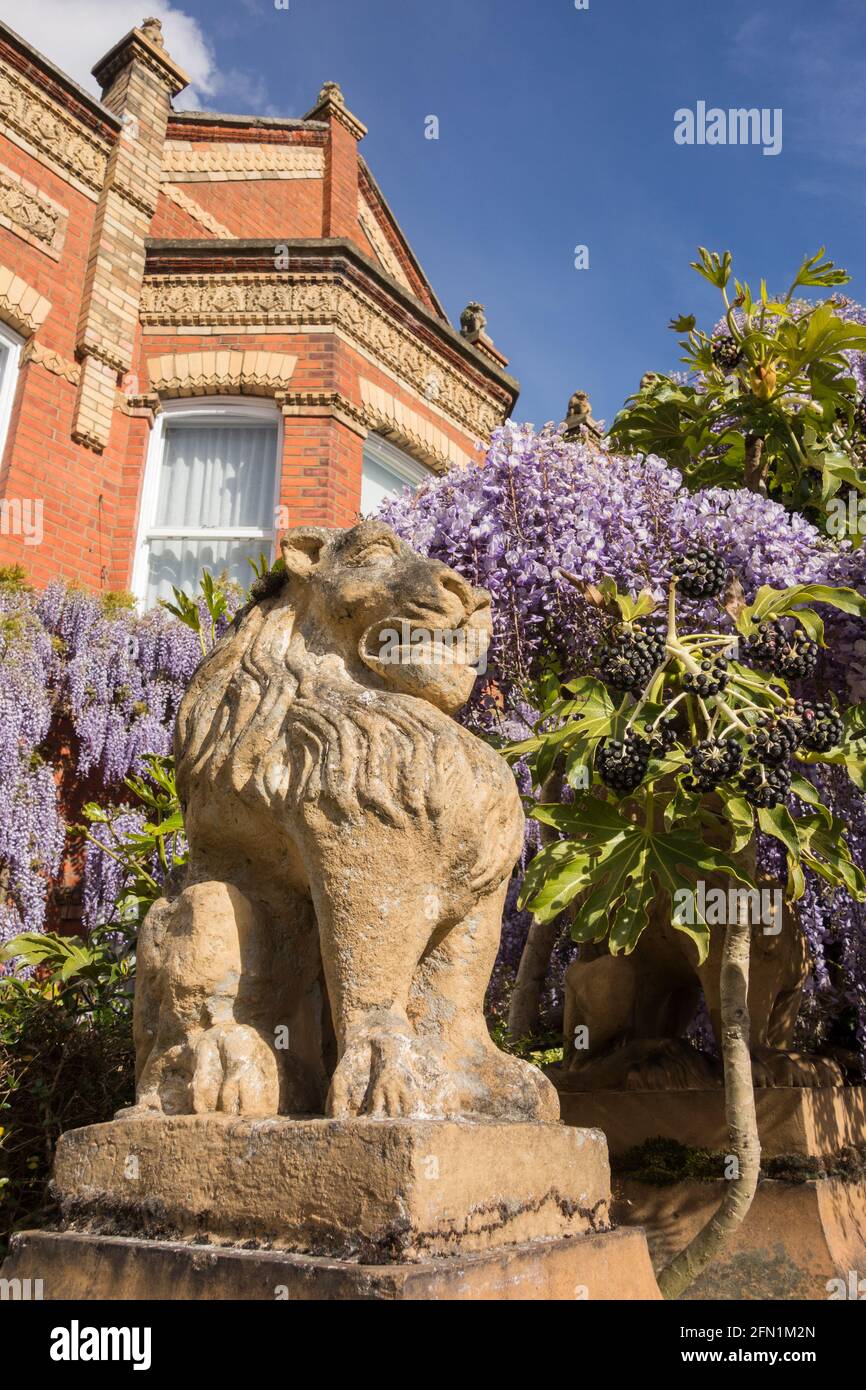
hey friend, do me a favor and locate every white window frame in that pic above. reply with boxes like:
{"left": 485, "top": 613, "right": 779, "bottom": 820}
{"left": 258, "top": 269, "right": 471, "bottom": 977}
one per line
{"left": 361, "top": 431, "right": 429, "bottom": 515}
{"left": 0, "top": 321, "right": 22, "bottom": 462}
{"left": 132, "top": 396, "right": 283, "bottom": 606}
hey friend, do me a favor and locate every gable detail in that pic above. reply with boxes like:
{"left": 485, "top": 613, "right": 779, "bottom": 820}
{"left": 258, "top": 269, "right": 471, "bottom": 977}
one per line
{"left": 161, "top": 142, "right": 325, "bottom": 181}
{"left": 160, "top": 184, "right": 234, "bottom": 237}
{"left": 358, "top": 197, "right": 412, "bottom": 291}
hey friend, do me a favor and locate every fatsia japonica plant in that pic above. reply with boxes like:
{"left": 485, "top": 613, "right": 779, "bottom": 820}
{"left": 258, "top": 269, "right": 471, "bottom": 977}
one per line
{"left": 505, "top": 545, "right": 866, "bottom": 1298}
{"left": 510, "top": 556, "right": 866, "bottom": 960}
{"left": 608, "top": 248, "right": 866, "bottom": 526}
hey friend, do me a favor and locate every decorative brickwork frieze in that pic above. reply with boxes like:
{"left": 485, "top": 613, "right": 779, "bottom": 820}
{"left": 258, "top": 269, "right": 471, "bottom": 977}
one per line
{"left": 0, "top": 62, "right": 109, "bottom": 198}
{"left": 161, "top": 142, "right": 325, "bottom": 181}
{"left": 0, "top": 162, "right": 68, "bottom": 258}
{"left": 21, "top": 339, "right": 80, "bottom": 383}
{"left": 146, "top": 348, "right": 297, "bottom": 397}
{"left": 140, "top": 273, "right": 504, "bottom": 439}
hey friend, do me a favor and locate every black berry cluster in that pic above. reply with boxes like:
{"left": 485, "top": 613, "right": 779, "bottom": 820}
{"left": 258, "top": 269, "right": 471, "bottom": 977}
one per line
{"left": 595, "top": 731, "right": 651, "bottom": 794}
{"left": 747, "top": 717, "right": 800, "bottom": 767}
{"left": 744, "top": 620, "right": 819, "bottom": 680}
{"left": 683, "top": 737, "right": 743, "bottom": 792}
{"left": 597, "top": 622, "right": 665, "bottom": 694}
{"left": 789, "top": 699, "right": 844, "bottom": 752}
{"left": 647, "top": 715, "right": 679, "bottom": 755}
{"left": 683, "top": 654, "right": 729, "bottom": 696}
{"left": 854, "top": 395, "right": 866, "bottom": 437}
{"left": 710, "top": 335, "right": 743, "bottom": 372}
{"left": 740, "top": 762, "right": 792, "bottom": 809}
{"left": 672, "top": 546, "right": 729, "bottom": 600}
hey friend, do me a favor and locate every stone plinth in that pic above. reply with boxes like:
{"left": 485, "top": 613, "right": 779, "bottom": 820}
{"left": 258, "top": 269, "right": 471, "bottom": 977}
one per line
{"left": 51, "top": 1115, "right": 611, "bottom": 1259}
{"left": 613, "top": 1177, "right": 866, "bottom": 1301}
{"left": 4, "top": 1226, "right": 658, "bottom": 1301}
{"left": 3, "top": 1115, "right": 661, "bottom": 1300}
{"left": 554, "top": 1082, "right": 866, "bottom": 1159}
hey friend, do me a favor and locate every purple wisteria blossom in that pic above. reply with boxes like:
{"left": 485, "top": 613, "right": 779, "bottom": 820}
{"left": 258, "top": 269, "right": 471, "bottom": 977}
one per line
{"left": 382, "top": 421, "right": 866, "bottom": 1049}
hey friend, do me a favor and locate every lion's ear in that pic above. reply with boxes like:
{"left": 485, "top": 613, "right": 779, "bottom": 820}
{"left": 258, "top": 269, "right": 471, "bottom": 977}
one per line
{"left": 280, "top": 527, "right": 333, "bottom": 578}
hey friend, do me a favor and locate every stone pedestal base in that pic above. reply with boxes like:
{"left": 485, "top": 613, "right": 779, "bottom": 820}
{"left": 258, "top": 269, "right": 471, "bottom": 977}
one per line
{"left": 2, "top": 1114, "right": 660, "bottom": 1300}
{"left": 554, "top": 1081, "right": 866, "bottom": 1159}
{"left": 613, "top": 1177, "right": 866, "bottom": 1301}
{"left": 3, "top": 1225, "right": 659, "bottom": 1301}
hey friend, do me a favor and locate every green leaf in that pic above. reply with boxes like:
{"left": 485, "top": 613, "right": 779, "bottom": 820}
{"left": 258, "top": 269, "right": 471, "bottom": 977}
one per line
{"left": 521, "top": 797, "right": 753, "bottom": 963}
{"left": 789, "top": 774, "right": 832, "bottom": 827}
{"left": 757, "top": 805, "right": 801, "bottom": 861}
{"left": 718, "top": 795, "right": 754, "bottom": 853}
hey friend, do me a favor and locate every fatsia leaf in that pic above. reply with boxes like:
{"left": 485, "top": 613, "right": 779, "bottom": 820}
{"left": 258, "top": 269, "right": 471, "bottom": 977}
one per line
{"left": 521, "top": 798, "right": 753, "bottom": 962}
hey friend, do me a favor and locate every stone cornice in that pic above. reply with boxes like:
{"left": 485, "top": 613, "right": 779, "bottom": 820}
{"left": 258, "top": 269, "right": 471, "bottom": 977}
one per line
{"left": 142, "top": 239, "right": 519, "bottom": 406}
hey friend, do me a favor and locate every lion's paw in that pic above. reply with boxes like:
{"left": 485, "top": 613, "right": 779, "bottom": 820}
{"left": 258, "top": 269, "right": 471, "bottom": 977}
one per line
{"left": 327, "top": 1029, "right": 430, "bottom": 1118}
{"left": 191, "top": 1022, "right": 280, "bottom": 1117}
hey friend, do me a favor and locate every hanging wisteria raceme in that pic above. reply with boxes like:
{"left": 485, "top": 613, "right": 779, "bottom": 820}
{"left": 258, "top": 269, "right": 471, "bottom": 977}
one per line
{"left": 381, "top": 422, "right": 866, "bottom": 1045}
{"left": 0, "top": 574, "right": 236, "bottom": 945}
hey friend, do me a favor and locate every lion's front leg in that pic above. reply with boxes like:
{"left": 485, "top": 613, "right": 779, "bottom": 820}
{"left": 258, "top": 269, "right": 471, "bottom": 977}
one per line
{"left": 307, "top": 851, "right": 448, "bottom": 1119}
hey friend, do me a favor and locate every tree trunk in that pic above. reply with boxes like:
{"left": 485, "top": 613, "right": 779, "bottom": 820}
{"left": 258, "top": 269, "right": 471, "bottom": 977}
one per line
{"left": 506, "top": 772, "right": 564, "bottom": 1041}
{"left": 744, "top": 435, "right": 767, "bottom": 493}
{"left": 656, "top": 899, "right": 761, "bottom": 1299}
{"left": 506, "top": 914, "right": 562, "bottom": 1040}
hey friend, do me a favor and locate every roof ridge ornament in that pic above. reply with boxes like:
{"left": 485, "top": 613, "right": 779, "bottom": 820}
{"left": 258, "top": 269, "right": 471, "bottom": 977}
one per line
{"left": 459, "top": 301, "right": 509, "bottom": 369}
{"left": 304, "top": 80, "right": 367, "bottom": 141}
{"left": 563, "top": 390, "right": 603, "bottom": 444}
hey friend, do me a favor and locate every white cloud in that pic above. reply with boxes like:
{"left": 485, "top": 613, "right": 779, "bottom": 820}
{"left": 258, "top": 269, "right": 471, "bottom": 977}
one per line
{"left": 0, "top": 1, "right": 271, "bottom": 112}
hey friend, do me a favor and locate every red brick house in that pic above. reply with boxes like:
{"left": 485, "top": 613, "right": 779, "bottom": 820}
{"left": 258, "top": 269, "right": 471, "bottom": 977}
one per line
{"left": 0, "top": 17, "right": 517, "bottom": 606}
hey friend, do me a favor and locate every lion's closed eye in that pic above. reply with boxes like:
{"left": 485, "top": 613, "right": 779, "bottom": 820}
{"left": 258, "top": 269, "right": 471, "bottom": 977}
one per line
{"left": 352, "top": 540, "right": 398, "bottom": 565}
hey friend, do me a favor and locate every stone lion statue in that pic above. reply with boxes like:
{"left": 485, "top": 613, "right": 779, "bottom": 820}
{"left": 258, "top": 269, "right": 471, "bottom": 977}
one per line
{"left": 562, "top": 864, "right": 844, "bottom": 1090}
{"left": 460, "top": 302, "right": 486, "bottom": 338}
{"left": 128, "top": 521, "right": 558, "bottom": 1124}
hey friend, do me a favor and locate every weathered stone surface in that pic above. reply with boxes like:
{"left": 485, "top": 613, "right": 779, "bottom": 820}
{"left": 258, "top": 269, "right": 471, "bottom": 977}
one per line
{"left": 52, "top": 1115, "right": 610, "bottom": 1259}
{"left": 555, "top": 1083, "right": 866, "bottom": 1159}
{"left": 131, "top": 522, "right": 557, "bottom": 1125}
{"left": 3, "top": 1227, "right": 661, "bottom": 1301}
{"left": 2, "top": 524, "right": 662, "bottom": 1301}
{"left": 613, "top": 1177, "right": 866, "bottom": 1301}
{"left": 562, "top": 866, "right": 843, "bottom": 1090}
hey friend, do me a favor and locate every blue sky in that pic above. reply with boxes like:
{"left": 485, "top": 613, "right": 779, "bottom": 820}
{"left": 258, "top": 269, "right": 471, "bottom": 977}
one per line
{"left": 5, "top": 0, "right": 866, "bottom": 428}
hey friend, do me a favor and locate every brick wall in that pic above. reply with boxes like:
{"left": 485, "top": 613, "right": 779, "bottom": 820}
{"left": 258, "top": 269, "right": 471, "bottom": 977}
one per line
{"left": 0, "top": 20, "right": 517, "bottom": 598}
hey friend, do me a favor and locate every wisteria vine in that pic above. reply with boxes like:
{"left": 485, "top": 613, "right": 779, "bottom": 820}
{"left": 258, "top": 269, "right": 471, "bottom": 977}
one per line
{"left": 381, "top": 421, "right": 866, "bottom": 1052}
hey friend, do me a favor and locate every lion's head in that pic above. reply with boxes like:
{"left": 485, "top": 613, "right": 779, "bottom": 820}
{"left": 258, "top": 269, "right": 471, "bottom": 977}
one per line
{"left": 176, "top": 521, "right": 512, "bottom": 837}
{"left": 271, "top": 520, "right": 491, "bottom": 715}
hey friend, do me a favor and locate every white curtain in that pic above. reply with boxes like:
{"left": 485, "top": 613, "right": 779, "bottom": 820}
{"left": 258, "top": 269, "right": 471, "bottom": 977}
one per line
{"left": 155, "top": 423, "right": 276, "bottom": 529}
{"left": 145, "top": 537, "right": 270, "bottom": 607}
{"left": 144, "top": 420, "right": 278, "bottom": 609}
